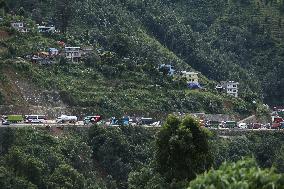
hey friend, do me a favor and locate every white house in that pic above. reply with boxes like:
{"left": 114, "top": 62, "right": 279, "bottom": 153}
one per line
{"left": 180, "top": 71, "right": 199, "bottom": 83}
{"left": 64, "top": 47, "right": 81, "bottom": 61}
{"left": 11, "top": 22, "right": 28, "bottom": 32}
{"left": 216, "top": 81, "right": 239, "bottom": 97}
{"left": 38, "top": 25, "right": 56, "bottom": 33}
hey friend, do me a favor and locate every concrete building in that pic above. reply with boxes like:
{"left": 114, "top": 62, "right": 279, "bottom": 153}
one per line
{"left": 216, "top": 81, "right": 239, "bottom": 97}
{"left": 64, "top": 47, "right": 81, "bottom": 61}
{"left": 11, "top": 22, "right": 28, "bottom": 32}
{"left": 159, "top": 64, "right": 175, "bottom": 76}
{"left": 180, "top": 71, "right": 199, "bottom": 83}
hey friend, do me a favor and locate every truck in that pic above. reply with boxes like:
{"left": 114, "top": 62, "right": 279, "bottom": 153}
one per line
{"left": 206, "top": 120, "right": 221, "bottom": 128}
{"left": 83, "top": 115, "right": 102, "bottom": 125}
{"left": 110, "top": 117, "right": 129, "bottom": 126}
{"left": 278, "top": 110, "right": 284, "bottom": 118}
{"left": 138, "top": 117, "right": 160, "bottom": 126}
{"left": 271, "top": 116, "right": 283, "bottom": 129}
{"left": 56, "top": 115, "right": 77, "bottom": 124}
{"left": 224, "top": 121, "right": 237, "bottom": 128}
{"left": 6, "top": 115, "right": 24, "bottom": 123}
{"left": 280, "top": 122, "right": 284, "bottom": 129}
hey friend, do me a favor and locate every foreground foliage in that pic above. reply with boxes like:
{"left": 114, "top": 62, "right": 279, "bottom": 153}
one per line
{"left": 188, "top": 158, "right": 284, "bottom": 189}
{"left": 0, "top": 122, "right": 283, "bottom": 189}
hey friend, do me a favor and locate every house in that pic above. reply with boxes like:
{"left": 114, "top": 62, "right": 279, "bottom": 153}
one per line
{"left": 11, "top": 22, "right": 28, "bottom": 32}
{"left": 31, "top": 53, "right": 53, "bottom": 65}
{"left": 48, "top": 48, "right": 59, "bottom": 56}
{"left": 159, "top": 64, "right": 175, "bottom": 76}
{"left": 64, "top": 47, "right": 81, "bottom": 61}
{"left": 38, "top": 25, "right": 56, "bottom": 33}
{"left": 216, "top": 81, "right": 239, "bottom": 97}
{"left": 81, "top": 46, "right": 94, "bottom": 56}
{"left": 180, "top": 71, "right": 199, "bottom": 83}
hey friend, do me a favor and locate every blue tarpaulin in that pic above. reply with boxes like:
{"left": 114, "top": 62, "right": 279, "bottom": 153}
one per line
{"left": 188, "top": 82, "right": 202, "bottom": 89}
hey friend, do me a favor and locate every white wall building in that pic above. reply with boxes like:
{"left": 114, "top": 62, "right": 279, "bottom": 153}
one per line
{"left": 11, "top": 22, "right": 28, "bottom": 32}
{"left": 181, "top": 71, "right": 199, "bottom": 83}
{"left": 217, "top": 81, "right": 239, "bottom": 97}
{"left": 64, "top": 47, "right": 81, "bottom": 61}
{"left": 38, "top": 25, "right": 56, "bottom": 33}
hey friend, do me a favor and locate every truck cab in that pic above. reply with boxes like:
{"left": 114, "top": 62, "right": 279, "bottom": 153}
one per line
{"left": 83, "top": 116, "right": 102, "bottom": 125}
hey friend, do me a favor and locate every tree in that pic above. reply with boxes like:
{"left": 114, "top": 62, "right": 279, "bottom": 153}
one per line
{"left": 128, "top": 166, "right": 167, "bottom": 189}
{"left": 155, "top": 115, "right": 212, "bottom": 184}
{"left": 0, "top": 166, "right": 37, "bottom": 189}
{"left": 4, "top": 147, "right": 47, "bottom": 187}
{"left": 55, "top": 0, "right": 75, "bottom": 33}
{"left": 47, "top": 164, "right": 85, "bottom": 189}
{"left": 188, "top": 158, "right": 284, "bottom": 189}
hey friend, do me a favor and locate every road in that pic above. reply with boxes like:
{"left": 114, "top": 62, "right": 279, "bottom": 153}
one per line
{"left": 1, "top": 121, "right": 284, "bottom": 132}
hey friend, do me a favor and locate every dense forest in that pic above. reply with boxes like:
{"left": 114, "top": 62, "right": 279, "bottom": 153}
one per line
{"left": 0, "top": 116, "right": 284, "bottom": 188}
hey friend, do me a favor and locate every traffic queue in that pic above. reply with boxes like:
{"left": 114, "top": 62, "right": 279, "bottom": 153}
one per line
{"left": 0, "top": 114, "right": 161, "bottom": 127}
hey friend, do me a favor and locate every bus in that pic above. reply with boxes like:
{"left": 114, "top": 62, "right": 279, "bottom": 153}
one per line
{"left": 25, "top": 115, "right": 47, "bottom": 123}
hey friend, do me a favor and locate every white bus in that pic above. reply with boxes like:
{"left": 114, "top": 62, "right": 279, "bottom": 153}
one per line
{"left": 25, "top": 115, "right": 47, "bottom": 124}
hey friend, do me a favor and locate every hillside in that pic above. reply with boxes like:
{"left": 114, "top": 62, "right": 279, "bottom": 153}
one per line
{"left": 0, "top": 0, "right": 283, "bottom": 117}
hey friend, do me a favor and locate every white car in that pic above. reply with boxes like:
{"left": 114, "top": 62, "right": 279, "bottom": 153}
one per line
{"left": 238, "top": 123, "right": 247, "bottom": 129}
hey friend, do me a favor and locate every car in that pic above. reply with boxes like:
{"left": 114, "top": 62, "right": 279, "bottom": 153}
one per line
{"left": 252, "top": 123, "right": 261, "bottom": 129}
{"left": 238, "top": 123, "right": 247, "bottom": 129}
{"left": 1, "top": 120, "right": 10, "bottom": 125}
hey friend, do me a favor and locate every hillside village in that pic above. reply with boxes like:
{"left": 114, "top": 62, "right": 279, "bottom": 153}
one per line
{"left": 1, "top": 14, "right": 281, "bottom": 130}
{"left": 6, "top": 17, "right": 241, "bottom": 98}
{"left": 0, "top": 1, "right": 284, "bottom": 189}
{"left": 0, "top": 1, "right": 282, "bottom": 121}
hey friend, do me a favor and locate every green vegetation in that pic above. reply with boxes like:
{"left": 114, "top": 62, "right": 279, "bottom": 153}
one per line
{"left": 1, "top": 0, "right": 284, "bottom": 188}
{"left": 188, "top": 158, "right": 284, "bottom": 189}
{"left": 156, "top": 115, "right": 211, "bottom": 184}
{"left": 4, "top": 0, "right": 284, "bottom": 106}
{"left": 0, "top": 46, "right": 255, "bottom": 117}
{"left": 0, "top": 115, "right": 283, "bottom": 188}
{"left": 0, "top": 0, "right": 282, "bottom": 117}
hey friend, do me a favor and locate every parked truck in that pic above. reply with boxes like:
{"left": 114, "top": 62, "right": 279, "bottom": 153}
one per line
{"left": 56, "top": 115, "right": 77, "bottom": 124}
{"left": 110, "top": 117, "right": 129, "bottom": 126}
{"left": 224, "top": 121, "right": 237, "bottom": 128}
{"left": 6, "top": 115, "right": 24, "bottom": 123}
{"left": 83, "top": 115, "right": 102, "bottom": 125}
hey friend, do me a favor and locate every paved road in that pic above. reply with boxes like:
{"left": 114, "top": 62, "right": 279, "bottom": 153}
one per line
{"left": 1, "top": 122, "right": 284, "bottom": 132}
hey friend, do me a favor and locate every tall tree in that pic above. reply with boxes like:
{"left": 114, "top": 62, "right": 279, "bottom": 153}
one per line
{"left": 55, "top": 0, "right": 74, "bottom": 33}
{"left": 155, "top": 115, "right": 212, "bottom": 184}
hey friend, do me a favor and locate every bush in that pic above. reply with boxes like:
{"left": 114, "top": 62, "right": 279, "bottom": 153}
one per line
{"left": 188, "top": 158, "right": 284, "bottom": 189}
{"left": 0, "top": 91, "right": 3, "bottom": 104}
